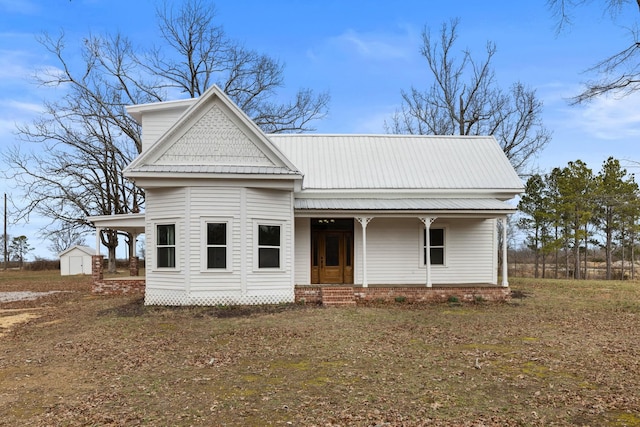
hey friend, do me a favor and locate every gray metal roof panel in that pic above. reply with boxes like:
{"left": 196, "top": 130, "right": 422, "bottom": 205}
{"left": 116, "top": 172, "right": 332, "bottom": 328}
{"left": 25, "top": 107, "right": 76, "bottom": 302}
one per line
{"left": 269, "top": 134, "right": 523, "bottom": 191}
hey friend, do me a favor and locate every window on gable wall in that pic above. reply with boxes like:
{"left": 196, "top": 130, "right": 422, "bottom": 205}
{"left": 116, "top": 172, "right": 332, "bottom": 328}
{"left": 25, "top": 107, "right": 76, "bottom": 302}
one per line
{"left": 206, "top": 222, "right": 227, "bottom": 269}
{"left": 423, "top": 228, "right": 445, "bottom": 265}
{"left": 157, "top": 224, "right": 176, "bottom": 268}
{"left": 258, "top": 224, "right": 281, "bottom": 268}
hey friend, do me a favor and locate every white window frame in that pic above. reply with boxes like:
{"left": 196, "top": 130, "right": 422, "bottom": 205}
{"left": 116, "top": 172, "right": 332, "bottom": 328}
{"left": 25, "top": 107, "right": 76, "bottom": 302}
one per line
{"left": 421, "top": 225, "right": 447, "bottom": 267}
{"left": 154, "top": 221, "right": 179, "bottom": 271}
{"left": 253, "top": 220, "right": 284, "bottom": 271}
{"left": 201, "top": 217, "right": 232, "bottom": 272}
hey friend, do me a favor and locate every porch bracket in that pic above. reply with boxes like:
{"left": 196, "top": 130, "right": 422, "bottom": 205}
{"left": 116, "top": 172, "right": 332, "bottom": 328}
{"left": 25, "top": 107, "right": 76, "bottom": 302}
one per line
{"left": 356, "top": 217, "right": 373, "bottom": 288}
{"left": 420, "top": 217, "right": 438, "bottom": 287}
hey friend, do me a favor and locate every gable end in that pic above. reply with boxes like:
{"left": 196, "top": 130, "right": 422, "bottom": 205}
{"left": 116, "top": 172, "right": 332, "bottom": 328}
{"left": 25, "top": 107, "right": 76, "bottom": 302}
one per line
{"left": 155, "top": 104, "right": 273, "bottom": 166}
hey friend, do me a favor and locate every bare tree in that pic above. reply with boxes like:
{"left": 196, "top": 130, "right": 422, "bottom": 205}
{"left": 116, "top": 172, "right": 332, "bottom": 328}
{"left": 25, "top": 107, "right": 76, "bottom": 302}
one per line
{"left": 548, "top": 0, "right": 640, "bottom": 103}
{"left": 4, "top": 0, "right": 329, "bottom": 272}
{"left": 4, "top": 31, "right": 145, "bottom": 272}
{"left": 387, "top": 19, "right": 551, "bottom": 173}
{"left": 46, "top": 227, "right": 87, "bottom": 255}
{"left": 143, "top": 0, "right": 329, "bottom": 132}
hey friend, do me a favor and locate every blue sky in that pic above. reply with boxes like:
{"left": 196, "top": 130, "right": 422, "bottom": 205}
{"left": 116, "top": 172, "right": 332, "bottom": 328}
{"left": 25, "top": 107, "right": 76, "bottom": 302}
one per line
{"left": 1, "top": 0, "right": 639, "bottom": 259}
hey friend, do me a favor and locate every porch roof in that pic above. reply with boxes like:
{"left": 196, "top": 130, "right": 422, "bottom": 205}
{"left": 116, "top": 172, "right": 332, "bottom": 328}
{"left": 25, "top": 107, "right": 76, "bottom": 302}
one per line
{"left": 293, "top": 197, "right": 516, "bottom": 212}
{"left": 87, "top": 213, "right": 146, "bottom": 234}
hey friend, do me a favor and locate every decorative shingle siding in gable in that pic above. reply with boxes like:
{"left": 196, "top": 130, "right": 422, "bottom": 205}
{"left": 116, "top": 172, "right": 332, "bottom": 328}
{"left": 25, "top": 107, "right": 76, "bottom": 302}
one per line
{"left": 155, "top": 104, "right": 274, "bottom": 166}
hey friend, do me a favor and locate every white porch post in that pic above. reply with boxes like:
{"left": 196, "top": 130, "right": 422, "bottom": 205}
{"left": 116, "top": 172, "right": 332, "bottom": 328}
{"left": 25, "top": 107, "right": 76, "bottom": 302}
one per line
{"left": 95, "top": 227, "right": 101, "bottom": 256}
{"left": 131, "top": 232, "right": 138, "bottom": 257}
{"left": 420, "top": 217, "right": 436, "bottom": 287}
{"left": 356, "top": 217, "right": 372, "bottom": 288}
{"left": 501, "top": 216, "right": 509, "bottom": 287}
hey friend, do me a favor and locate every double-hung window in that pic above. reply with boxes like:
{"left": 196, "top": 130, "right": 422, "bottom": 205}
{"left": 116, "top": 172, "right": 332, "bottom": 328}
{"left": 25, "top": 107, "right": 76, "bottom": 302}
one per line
{"left": 423, "top": 228, "right": 445, "bottom": 265}
{"left": 258, "top": 224, "right": 281, "bottom": 268}
{"left": 156, "top": 224, "right": 176, "bottom": 268}
{"left": 206, "top": 222, "right": 227, "bottom": 269}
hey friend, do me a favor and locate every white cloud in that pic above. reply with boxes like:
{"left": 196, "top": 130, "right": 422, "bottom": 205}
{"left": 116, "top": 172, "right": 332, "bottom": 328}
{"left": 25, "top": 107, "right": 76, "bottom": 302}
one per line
{"left": 578, "top": 95, "right": 640, "bottom": 140}
{"left": 555, "top": 93, "right": 640, "bottom": 141}
{"left": 332, "top": 29, "right": 413, "bottom": 60}
{"left": 0, "top": 0, "right": 38, "bottom": 14}
{"left": 310, "top": 25, "right": 420, "bottom": 63}
{"left": 0, "top": 49, "right": 35, "bottom": 81}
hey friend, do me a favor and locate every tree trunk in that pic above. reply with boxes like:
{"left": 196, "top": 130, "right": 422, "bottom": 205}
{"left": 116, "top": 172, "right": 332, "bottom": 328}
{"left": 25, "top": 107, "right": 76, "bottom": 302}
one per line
{"left": 554, "top": 226, "right": 559, "bottom": 279}
{"left": 621, "top": 245, "right": 626, "bottom": 280}
{"left": 606, "top": 227, "right": 612, "bottom": 280}
{"left": 534, "top": 228, "right": 539, "bottom": 278}
{"left": 565, "top": 243, "right": 570, "bottom": 279}
{"left": 108, "top": 245, "right": 117, "bottom": 274}
{"left": 100, "top": 229, "right": 119, "bottom": 274}
{"left": 583, "top": 224, "right": 588, "bottom": 279}
{"left": 632, "top": 232, "right": 636, "bottom": 280}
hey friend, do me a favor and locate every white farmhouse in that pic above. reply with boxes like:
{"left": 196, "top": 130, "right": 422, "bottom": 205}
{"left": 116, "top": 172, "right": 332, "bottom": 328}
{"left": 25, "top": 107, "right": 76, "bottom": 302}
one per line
{"left": 89, "top": 85, "right": 523, "bottom": 305}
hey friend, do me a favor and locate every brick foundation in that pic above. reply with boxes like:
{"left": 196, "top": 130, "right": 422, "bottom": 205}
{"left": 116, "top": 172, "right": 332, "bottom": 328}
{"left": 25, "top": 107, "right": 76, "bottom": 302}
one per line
{"left": 92, "top": 255, "right": 104, "bottom": 282}
{"left": 294, "top": 286, "right": 324, "bottom": 304}
{"left": 92, "top": 254, "right": 145, "bottom": 296}
{"left": 92, "top": 278, "right": 146, "bottom": 296}
{"left": 129, "top": 256, "right": 139, "bottom": 276}
{"left": 295, "top": 285, "right": 510, "bottom": 305}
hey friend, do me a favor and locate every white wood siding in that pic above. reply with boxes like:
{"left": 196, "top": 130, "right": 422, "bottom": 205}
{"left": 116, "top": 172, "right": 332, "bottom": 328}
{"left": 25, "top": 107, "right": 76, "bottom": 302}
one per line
{"left": 354, "top": 217, "right": 497, "bottom": 285}
{"left": 187, "top": 186, "right": 243, "bottom": 300}
{"left": 144, "top": 187, "right": 188, "bottom": 304}
{"left": 245, "top": 188, "right": 294, "bottom": 298}
{"left": 294, "top": 218, "right": 311, "bottom": 284}
{"left": 145, "top": 185, "right": 295, "bottom": 305}
{"left": 431, "top": 218, "right": 497, "bottom": 284}
{"left": 141, "top": 109, "right": 185, "bottom": 153}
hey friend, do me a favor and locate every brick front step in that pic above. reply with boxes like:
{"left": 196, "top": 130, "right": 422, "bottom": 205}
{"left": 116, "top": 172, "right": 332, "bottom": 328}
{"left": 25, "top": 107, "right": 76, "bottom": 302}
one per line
{"left": 321, "top": 287, "right": 356, "bottom": 306}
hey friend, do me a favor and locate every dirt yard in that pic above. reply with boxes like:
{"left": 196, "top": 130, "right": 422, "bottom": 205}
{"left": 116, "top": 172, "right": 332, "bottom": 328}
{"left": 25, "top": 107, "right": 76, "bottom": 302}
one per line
{"left": 1, "top": 270, "right": 640, "bottom": 426}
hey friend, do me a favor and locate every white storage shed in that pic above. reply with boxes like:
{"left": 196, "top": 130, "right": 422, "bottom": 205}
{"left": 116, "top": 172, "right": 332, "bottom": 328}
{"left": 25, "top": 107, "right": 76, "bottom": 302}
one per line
{"left": 59, "top": 245, "right": 95, "bottom": 275}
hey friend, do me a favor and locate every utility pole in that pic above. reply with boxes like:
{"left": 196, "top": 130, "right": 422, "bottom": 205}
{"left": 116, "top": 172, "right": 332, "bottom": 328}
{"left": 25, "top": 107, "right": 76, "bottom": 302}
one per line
{"left": 4, "top": 193, "right": 7, "bottom": 270}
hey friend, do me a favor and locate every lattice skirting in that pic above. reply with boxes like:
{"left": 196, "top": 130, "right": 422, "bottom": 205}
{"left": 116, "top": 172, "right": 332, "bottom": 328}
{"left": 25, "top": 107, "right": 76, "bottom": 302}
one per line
{"left": 144, "top": 288, "right": 295, "bottom": 306}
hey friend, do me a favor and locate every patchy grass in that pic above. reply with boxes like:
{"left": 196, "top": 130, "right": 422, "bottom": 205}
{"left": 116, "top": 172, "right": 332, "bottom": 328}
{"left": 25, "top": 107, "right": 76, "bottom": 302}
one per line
{"left": 1, "top": 271, "right": 640, "bottom": 426}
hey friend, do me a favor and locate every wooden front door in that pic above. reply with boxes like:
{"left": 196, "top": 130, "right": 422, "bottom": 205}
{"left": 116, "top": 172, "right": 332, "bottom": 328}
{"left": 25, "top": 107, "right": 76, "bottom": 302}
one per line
{"left": 311, "top": 219, "right": 354, "bottom": 284}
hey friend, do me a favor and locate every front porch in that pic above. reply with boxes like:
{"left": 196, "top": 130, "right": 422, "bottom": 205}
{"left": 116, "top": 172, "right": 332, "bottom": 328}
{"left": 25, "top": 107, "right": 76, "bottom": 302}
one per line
{"left": 294, "top": 284, "right": 511, "bottom": 306}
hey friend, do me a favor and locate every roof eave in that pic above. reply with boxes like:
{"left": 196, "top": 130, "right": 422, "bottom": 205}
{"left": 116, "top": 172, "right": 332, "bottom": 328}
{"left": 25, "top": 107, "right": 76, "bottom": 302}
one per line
{"left": 124, "top": 171, "right": 303, "bottom": 180}
{"left": 294, "top": 188, "right": 524, "bottom": 199}
{"left": 294, "top": 208, "right": 517, "bottom": 217}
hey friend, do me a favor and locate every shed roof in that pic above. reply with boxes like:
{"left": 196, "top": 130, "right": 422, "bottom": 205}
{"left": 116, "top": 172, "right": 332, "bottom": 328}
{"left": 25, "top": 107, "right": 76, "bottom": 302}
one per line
{"left": 270, "top": 134, "right": 523, "bottom": 194}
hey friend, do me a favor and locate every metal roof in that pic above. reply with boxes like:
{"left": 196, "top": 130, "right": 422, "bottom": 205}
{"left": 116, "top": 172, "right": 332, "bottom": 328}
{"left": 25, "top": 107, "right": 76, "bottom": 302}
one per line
{"left": 294, "top": 198, "right": 516, "bottom": 211}
{"left": 125, "top": 165, "right": 299, "bottom": 175}
{"left": 269, "top": 134, "right": 523, "bottom": 192}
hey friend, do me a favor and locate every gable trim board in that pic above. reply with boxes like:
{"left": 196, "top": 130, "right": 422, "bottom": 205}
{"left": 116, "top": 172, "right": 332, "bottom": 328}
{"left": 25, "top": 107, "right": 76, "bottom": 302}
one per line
{"left": 90, "top": 85, "right": 523, "bottom": 306}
